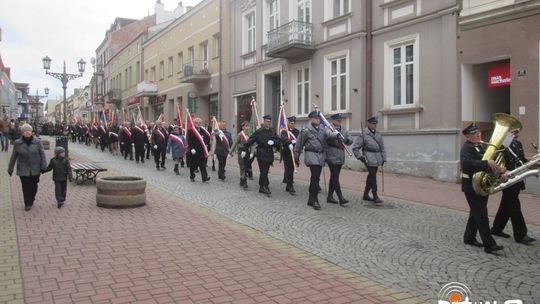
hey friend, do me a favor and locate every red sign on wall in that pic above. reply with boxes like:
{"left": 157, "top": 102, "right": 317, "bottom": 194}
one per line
{"left": 488, "top": 62, "right": 511, "bottom": 88}
{"left": 127, "top": 96, "right": 139, "bottom": 106}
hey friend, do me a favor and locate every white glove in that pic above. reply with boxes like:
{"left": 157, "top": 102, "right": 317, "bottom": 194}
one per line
{"left": 267, "top": 140, "right": 274, "bottom": 146}
{"left": 288, "top": 144, "right": 293, "bottom": 150}
{"left": 249, "top": 153, "right": 254, "bottom": 159}
{"left": 240, "top": 151, "right": 246, "bottom": 158}
{"left": 120, "top": 142, "right": 124, "bottom": 145}
{"left": 292, "top": 140, "right": 296, "bottom": 144}
{"left": 153, "top": 145, "right": 158, "bottom": 149}
{"left": 191, "top": 149, "right": 196, "bottom": 155}
{"left": 132, "top": 143, "right": 135, "bottom": 146}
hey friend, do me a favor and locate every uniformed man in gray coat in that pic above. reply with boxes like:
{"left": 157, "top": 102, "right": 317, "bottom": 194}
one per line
{"left": 325, "top": 113, "right": 353, "bottom": 205}
{"left": 295, "top": 111, "right": 334, "bottom": 210}
{"left": 352, "top": 116, "right": 386, "bottom": 203}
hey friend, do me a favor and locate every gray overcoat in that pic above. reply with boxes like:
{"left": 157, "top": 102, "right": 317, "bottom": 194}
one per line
{"left": 352, "top": 128, "right": 386, "bottom": 167}
{"left": 325, "top": 126, "right": 353, "bottom": 165}
{"left": 8, "top": 137, "right": 47, "bottom": 176}
{"left": 294, "top": 124, "right": 327, "bottom": 166}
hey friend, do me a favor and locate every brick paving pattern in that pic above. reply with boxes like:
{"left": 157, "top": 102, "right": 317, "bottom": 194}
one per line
{"left": 2, "top": 137, "right": 539, "bottom": 303}
{"left": 2, "top": 143, "right": 422, "bottom": 304}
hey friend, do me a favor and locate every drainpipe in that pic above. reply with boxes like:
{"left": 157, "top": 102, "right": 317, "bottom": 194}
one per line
{"left": 365, "top": 0, "right": 373, "bottom": 120}
{"left": 218, "top": 0, "right": 223, "bottom": 120}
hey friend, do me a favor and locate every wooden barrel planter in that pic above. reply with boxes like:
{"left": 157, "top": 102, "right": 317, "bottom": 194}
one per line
{"left": 96, "top": 176, "right": 146, "bottom": 208}
{"left": 41, "top": 139, "right": 50, "bottom": 150}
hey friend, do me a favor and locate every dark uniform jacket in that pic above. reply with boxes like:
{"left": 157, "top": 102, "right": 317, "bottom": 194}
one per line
{"left": 460, "top": 141, "right": 490, "bottom": 193}
{"left": 245, "top": 127, "right": 280, "bottom": 163}
{"left": 187, "top": 127, "right": 211, "bottom": 167}
{"left": 294, "top": 124, "right": 328, "bottom": 166}
{"left": 119, "top": 126, "right": 133, "bottom": 146}
{"left": 133, "top": 126, "right": 148, "bottom": 146}
{"left": 280, "top": 127, "right": 300, "bottom": 159}
{"left": 504, "top": 139, "right": 528, "bottom": 189}
{"left": 151, "top": 127, "right": 169, "bottom": 148}
{"left": 214, "top": 129, "right": 233, "bottom": 157}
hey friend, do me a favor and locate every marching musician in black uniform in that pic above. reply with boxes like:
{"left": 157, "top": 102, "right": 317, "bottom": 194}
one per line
{"left": 213, "top": 121, "right": 233, "bottom": 181}
{"left": 244, "top": 115, "right": 280, "bottom": 196}
{"left": 133, "top": 121, "right": 148, "bottom": 164}
{"left": 491, "top": 129, "right": 536, "bottom": 245}
{"left": 295, "top": 111, "right": 333, "bottom": 210}
{"left": 230, "top": 121, "right": 252, "bottom": 189}
{"left": 151, "top": 121, "right": 168, "bottom": 170}
{"left": 145, "top": 121, "right": 153, "bottom": 160}
{"left": 280, "top": 116, "right": 300, "bottom": 195}
{"left": 325, "top": 113, "right": 353, "bottom": 205}
{"left": 460, "top": 123, "right": 504, "bottom": 254}
{"left": 187, "top": 117, "right": 211, "bottom": 182}
{"left": 119, "top": 121, "right": 134, "bottom": 160}
{"left": 97, "top": 121, "right": 109, "bottom": 152}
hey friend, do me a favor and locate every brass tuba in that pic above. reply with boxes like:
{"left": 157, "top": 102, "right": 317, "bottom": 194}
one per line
{"left": 490, "top": 150, "right": 540, "bottom": 194}
{"left": 472, "top": 113, "right": 522, "bottom": 196}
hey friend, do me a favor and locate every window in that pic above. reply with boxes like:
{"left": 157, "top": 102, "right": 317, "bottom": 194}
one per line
{"left": 129, "top": 66, "right": 133, "bottom": 86}
{"left": 268, "top": 0, "right": 279, "bottom": 32}
{"left": 159, "top": 61, "right": 164, "bottom": 80}
{"left": 136, "top": 62, "right": 140, "bottom": 83}
{"left": 384, "top": 34, "right": 419, "bottom": 108}
{"left": 177, "top": 52, "right": 183, "bottom": 73}
{"left": 201, "top": 42, "right": 208, "bottom": 68}
{"left": 324, "top": 51, "right": 349, "bottom": 112}
{"left": 333, "top": 0, "right": 349, "bottom": 18}
{"left": 295, "top": 66, "right": 310, "bottom": 115}
{"left": 213, "top": 34, "right": 220, "bottom": 58}
{"left": 168, "top": 56, "right": 174, "bottom": 77}
{"left": 209, "top": 94, "right": 218, "bottom": 118}
{"left": 145, "top": 69, "right": 148, "bottom": 81}
{"left": 188, "top": 95, "right": 197, "bottom": 113}
{"left": 125, "top": 68, "right": 128, "bottom": 88}
{"left": 297, "top": 0, "right": 311, "bottom": 23}
{"left": 245, "top": 12, "right": 256, "bottom": 53}
{"left": 150, "top": 67, "right": 156, "bottom": 82}
{"left": 188, "top": 47, "right": 194, "bottom": 63}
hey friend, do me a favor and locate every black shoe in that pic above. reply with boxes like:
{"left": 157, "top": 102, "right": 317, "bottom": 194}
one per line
{"left": 484, "top": 245, "right": 504, "bottom": 255}
{"left": 516, "top": 236, "right": 536, "bottom": 245}
{"left": 372, "top": 192, "right": 383, "bottom": 203}
{"left": 311, "top": 200, "right": 321, "bottom": 210}
{"left": 491, "top": 230, "right": 510, "bottom": 238}
{"left": 161, "top": 166, "right": 166, "bottom": 170}
{"left": 156, "top": 165, "right": 160, "bottom": 170}
{"left": 288, "top": 185, "right": 296, "bottom": 195}
{"left": 24, "top": 205, "right": 32, "bottom": 211}
{"left": 190, "top": 178, "right": 195, "bottom": 182}
{"left": 248, "top": 176, "right": 254, "bottom": 180}
{"left": 327, "top": 196, "right": 339, "bottom": 204}
{"left": 363, "top": 195, "right": 373, "bottom": 202}
{"left": 264, "top": 186, "right": 271, "bottom": 195}
{"left": 57, "top": 202, "right": 64, "bottom": 209}
{"left": 464, "top": 239, "right": 483, "bottom": 247}
{"left": 136, "top": 161, "right": 139, "bottom": 164}
{"left": 259, "top": 187, "right": 270, "bottom": 195}
{"left": 202, "top": 177, "right": 210, "bottom": 182}
{"left": 337, "top": 194, "right": 349, "bottom": 205}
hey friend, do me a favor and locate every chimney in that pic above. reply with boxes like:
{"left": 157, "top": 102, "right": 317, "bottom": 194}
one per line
{"left": 174, "top": 1, "right": 186, "bottom": 17}
{"left": 155, "top": 0, "right": 165, "bottom": 23}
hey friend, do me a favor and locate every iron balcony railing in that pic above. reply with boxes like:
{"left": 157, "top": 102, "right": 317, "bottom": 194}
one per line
{"left": 107, "top": 89, "right": 122, "bottom": 101}
{"left": 267, "top": 20, "right": 313, "bottom": 52}
{"left": 182, "top": 60, "right": 210, "bottom": 77}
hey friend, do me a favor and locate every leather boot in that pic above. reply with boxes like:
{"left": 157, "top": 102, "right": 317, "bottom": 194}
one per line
{"left": 174, "top": 164, "right": 179, "bottom": 175}
{"left": 312, "top": 198, "right": 321, "bottom": 210}
{"left": 372, "top": 192, "right": 383, "bottom": 203}
{"left": 240, "top": 178, "right": 248, "bottom": 189}
{"left": 337, "top": 191, "right": 349, "bottom": 205}
{"left": 363, "top": 190, "right": 373, "bottom": 201}
{"left": 326, "top": 195, "right": 338, "bottom": 204}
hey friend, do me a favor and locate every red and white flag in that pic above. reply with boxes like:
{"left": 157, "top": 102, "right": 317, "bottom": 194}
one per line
{"left": 169, "top": 133, "right": 185, "bottom": 148}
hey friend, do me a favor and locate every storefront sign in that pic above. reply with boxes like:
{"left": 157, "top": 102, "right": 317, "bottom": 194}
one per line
{"left": 127, "top": 96, "right": 140, "bottom": 106}
{"left": 488, "top": 62, "right": 511, "bottom": 88}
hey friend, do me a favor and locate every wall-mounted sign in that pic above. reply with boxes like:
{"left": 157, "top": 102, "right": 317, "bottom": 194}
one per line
{"left": 127, "top": 96, "right": 139, "bottom": 106}
{"left": 488, "top": 62, "right": 511, "bottom": 88}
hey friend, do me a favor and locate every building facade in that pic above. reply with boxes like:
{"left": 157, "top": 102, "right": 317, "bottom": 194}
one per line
{"left": 142, "top": 0, "right": 230, "bottom": 125}
{"left": 458, "top": 0, "right": 540, "bottom": 154}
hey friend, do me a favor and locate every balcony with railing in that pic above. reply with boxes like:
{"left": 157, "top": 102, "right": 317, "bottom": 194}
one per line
{"left": 266, "top": 20, "right": 315, "bottom": 59}
{"left": 107, "top": 89, "right": 122, "bottom": 104}
{"left": 180, "top": 60, "right": 211, "bottom": 83}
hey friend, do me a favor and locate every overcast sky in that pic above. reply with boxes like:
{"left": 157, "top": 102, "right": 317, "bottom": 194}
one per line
{"left": 0, "top": 0, "right": 202, "bottom": 101}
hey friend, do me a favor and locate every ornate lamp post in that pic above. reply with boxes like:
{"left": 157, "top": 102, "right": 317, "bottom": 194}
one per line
{"left": 42, "top": 56, "right": 86, "bottom": 123}
{"left": 26, "top": 88, "right": 49, "bottom": 124}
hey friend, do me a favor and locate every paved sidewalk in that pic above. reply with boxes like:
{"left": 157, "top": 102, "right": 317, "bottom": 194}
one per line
{"left": 1, "top": 147, "right": 420, "bottom": 304}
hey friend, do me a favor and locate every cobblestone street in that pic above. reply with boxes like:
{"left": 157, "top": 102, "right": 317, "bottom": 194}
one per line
{"left": 1, "top": 139, "right": 539, "bottom": 303}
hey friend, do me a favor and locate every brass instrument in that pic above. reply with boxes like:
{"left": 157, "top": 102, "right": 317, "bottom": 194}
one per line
{"left": 490, "top": 152, "right": 540, "bottom": 194}
{"left": 472, "top": 113, "right": 522, "bottom": 196}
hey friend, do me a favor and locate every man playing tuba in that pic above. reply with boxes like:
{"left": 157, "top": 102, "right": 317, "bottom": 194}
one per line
{"left": 460, "top": 123, "right": 505, "bottom": 255}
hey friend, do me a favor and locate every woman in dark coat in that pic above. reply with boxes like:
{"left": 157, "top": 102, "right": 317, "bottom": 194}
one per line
{"left": 7, "top": 124, "right": 47, "bottom": 211}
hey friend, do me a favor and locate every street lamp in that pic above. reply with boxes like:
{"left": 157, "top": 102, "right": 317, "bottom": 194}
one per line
{"left": 26, "top": 88, "right": 49, "bottom": 126}
{"left": 42, "top": 56, "right": 86, "bottom": 123}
